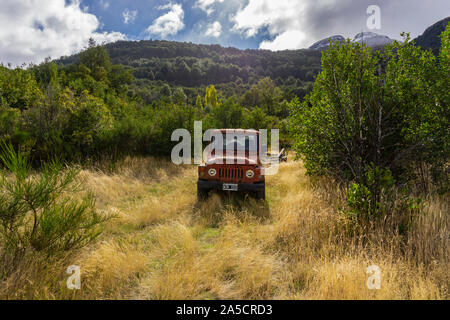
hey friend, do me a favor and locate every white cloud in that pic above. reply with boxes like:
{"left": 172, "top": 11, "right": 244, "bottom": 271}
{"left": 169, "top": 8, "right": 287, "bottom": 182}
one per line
{"left": 123, "top": 9, "right": 138, "bottom": 24}
{"left": 100, "top": 0, "right": 110, "bottom": 10}
{"left": 259, "top": 30, "right": 307, "bottom": 51}
{"left": 195, "top": 0, "right": 225, "bottom": 16}
{"left": 205, "top": 21, "right": 222, "bottom": 38}
{"left": 147, "top": 3, "right": 185, "bottom": 38}
{"left": 231, "top": 0, "right": 450, "bottom": 51}
{"left": 231, "top": 0, "right": 309, "bottom": 50}
{"left": 0, "top": 0, "right": 125, "bottom": 66}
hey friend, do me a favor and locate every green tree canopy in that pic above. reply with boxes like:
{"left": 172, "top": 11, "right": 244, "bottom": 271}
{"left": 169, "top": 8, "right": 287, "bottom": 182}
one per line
{"left": 289, "top": 30, "right": 449, "bottom": 197}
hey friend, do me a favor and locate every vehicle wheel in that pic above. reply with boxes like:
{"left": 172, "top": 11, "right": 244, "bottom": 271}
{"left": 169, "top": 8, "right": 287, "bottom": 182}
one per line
{"left": 197, "top": 186, "right": 209, "bottom": 201}
{"left": 256, "top": 187, "right": 265, "bottom": 201}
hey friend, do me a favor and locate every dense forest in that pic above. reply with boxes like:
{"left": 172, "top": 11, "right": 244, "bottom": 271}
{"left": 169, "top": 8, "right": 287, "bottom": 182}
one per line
{"left": 1, "top": 38, "right": 295, "bottom": 164}
{"left": 58, "top": 40, "right": 322, "bottom": 103}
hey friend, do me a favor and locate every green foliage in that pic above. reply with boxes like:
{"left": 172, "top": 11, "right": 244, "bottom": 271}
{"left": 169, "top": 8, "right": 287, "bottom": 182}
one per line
{"left": 57, "top": 40, "right": 320, "bottom": 102}
{"left": 346, "top": 166, "right": 395, "bottom": 219}
{"left": 243, "top": 107, "right": 278, "bottom": 131}
{"left": 195, "top": 94, "right": 203, "bottom": 111}
{"left": 18, "top": 87, "right": 114, "bottom": 162}
{"left": 241, "top": 77, "right": 283, "bottom": 115}
{"left": 0, "top": 103, "right": 22, "bottom": 142}
{"left": 290, "top": 28, "right": 449, "bottom": 219}
{"left": 347, "top": 183, "right": 372, "bottom": 219}
{"left": 159, "top": 83, "right": 172, "bottom": 102}
{"left": 0, "top": 143, "right": 110, "bottom": 278}
{"left": 0, "top": 66, "right": 42, "bottom": 110}
{"left": 204, "top": 85, "right": 218, "bottom": 109}
{"left": 109, "top": 65, "right": 134, "bottom": 95}
{"left": 31, "top": 60, "right": 59, "bottom": 87}
{"left": 174, "top": 87, "right": 187, "bottom": 105}
{"left": 207, "top": 97, "right": 243, "bottom": 129}
{"left": 78, "top": 39, "right": 112, "bottom": 82}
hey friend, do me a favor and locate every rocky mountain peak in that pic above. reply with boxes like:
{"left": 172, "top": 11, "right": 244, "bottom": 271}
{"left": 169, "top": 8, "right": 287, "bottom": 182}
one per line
{"left": 309, "top": 35, "right": 345, "bottom": 51}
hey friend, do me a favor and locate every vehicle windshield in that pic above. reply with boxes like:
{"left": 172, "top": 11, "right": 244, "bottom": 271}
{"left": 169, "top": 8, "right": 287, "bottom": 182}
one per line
{"left": 211, "top": 133, "right": 259, "bottom": 152}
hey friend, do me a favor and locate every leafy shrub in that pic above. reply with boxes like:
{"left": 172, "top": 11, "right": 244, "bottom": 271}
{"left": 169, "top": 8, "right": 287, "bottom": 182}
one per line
{"left": 289, "top": 28, "right": 449, "bottom": 220}
{"left": 0, "top": 143, "right": 110, "bottom": 278}
{"left": 346, "top": 166, "right": 395, "bottom": 219}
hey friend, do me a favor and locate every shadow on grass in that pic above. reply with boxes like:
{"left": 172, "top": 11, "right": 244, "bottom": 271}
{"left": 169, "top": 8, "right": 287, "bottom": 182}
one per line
{"left": 194, "top": 191, "right": 271, "bottom": 227}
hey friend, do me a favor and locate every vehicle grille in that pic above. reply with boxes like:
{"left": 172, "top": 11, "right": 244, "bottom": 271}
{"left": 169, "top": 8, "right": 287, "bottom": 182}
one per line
{"left": 219, "top": 168, "right": 244, "bottom": 179}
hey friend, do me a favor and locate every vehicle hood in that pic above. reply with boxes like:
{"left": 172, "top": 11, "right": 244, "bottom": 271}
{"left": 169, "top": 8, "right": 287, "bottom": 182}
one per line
{"left": 206, "top": 156, "right": 258, "bottom": 165}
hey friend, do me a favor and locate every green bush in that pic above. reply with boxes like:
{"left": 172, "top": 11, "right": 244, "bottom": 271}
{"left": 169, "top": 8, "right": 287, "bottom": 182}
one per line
{"left": 346, "top": 166, "right": 395, "bottom": 219}
{"left": 289, "top": 29, "right": 449, "bottom": 219}
{"left": 0, "top": 143, "right": 110, "bottom": 279}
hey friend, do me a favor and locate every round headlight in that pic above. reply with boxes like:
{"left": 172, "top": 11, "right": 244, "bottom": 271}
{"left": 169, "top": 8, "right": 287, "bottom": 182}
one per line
{"left": 208, "top": 168, "right": 217, "bottom": 176}
{"left": 246, "top": 170, "right": 255, "bottom": 178}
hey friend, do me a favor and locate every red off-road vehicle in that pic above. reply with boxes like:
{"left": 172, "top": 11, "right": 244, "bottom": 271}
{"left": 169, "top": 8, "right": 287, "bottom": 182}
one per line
{"left": 197, "top": 129, "right": 272, "bottom": 200}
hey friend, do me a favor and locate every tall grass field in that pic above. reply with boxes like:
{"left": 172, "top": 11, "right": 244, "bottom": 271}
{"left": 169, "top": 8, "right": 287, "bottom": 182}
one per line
{"left": 1, "top": 155, "right": 447, "bottom": 300}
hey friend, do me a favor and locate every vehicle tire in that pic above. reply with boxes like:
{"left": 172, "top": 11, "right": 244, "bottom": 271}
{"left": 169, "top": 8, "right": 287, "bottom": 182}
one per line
{"left": 197, "top": 186, "right": 209, "bottom": 201}
{"left": 256, "top": 185, "right": 266, "bottom": 201}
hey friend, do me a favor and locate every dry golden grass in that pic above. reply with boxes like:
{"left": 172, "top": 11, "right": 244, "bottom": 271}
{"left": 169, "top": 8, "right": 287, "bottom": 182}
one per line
{"left": 1, "top": 156, "right": 448, "bottom": 300}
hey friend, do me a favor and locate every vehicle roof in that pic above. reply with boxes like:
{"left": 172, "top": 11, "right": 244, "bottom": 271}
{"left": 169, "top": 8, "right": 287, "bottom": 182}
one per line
{"left": 210, "top": 129, "right": 259, "bottom": 135}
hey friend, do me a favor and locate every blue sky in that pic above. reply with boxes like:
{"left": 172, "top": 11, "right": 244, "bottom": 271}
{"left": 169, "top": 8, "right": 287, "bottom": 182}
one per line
{"left": 1, "top": 0, "right": 449, "bottom": 65}
{"left": 82, "top": 0, "right": 265, "bottom": 49}
{"left": 80, "top": 0, "right": 450, "bottom": 49}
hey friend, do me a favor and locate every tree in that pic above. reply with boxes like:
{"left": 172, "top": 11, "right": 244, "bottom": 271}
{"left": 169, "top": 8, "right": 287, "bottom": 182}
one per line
{"left": 0, "top": 143, "right": 110, "bottom": 278}
{"left": 209, "top": 97, "right": 243, "bottom": 129}
{"left": 204, "top": 85, "right": 218, "bottom": 109}
{"left": 241, "top": 77, "right": 282, "bottom": 116}
{"left": 32, "top": 59, "right": 59, "bottom": 88}
{"left": 78, "top": 42, "right": 112, "bottom": 82}
{"left": 243, "top": 107, "right": 276, "bottom": 130}
{"left": 0, "top": 66, "right": 43, "bottom": 110}
{"left": 108, "top": 65, "right": 134, "bottom": 95}
{"left": 289, "top": 33, "right": 449, "bottom": 216}
{"left": 174, "top": 87, "right": 187, "bottom": 104}
{"left": 195, "top": 94, "right": 203, "bottom": 111}
{"left": 69, "top": 91, "right": 114, "bottom": 155}
{"left": 0, "top": 101, "right": 22, "bottom": 143}
{"left": 160, "top": 84, "right": 172, "bottom": 103}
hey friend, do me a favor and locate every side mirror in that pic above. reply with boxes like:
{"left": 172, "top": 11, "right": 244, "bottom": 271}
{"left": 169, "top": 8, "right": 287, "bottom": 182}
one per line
{"left": 278, "top": 148, "right": 287, "bottom": 163}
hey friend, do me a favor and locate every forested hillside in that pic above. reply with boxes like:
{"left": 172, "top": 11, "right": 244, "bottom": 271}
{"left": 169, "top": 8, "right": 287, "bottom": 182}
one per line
{"left": 58, "top": 40, "right": 322, "bottom": 103}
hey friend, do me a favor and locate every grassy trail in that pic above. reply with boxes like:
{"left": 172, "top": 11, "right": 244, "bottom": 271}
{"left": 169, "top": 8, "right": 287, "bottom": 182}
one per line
{"left": 4, "top": 157, "right": 443, "bottom": 300}
{"left": 77, "top": 158, "right": 294, "bottom": 299}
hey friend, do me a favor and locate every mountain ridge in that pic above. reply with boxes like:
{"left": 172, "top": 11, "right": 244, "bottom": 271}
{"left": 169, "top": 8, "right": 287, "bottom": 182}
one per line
{"left": 309, "top": 32, "right": 394, "bottom": 51}
{"left": 308, "top": 17, "right": 449, "bottom": 52}
{"left": 414, "top": 16, "right": 450, "bottom": 54}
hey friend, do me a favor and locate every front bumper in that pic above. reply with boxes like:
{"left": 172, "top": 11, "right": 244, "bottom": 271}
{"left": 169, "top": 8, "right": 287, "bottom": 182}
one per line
{"left": 198, "top": 180, "right": 265, "bottom": 192}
